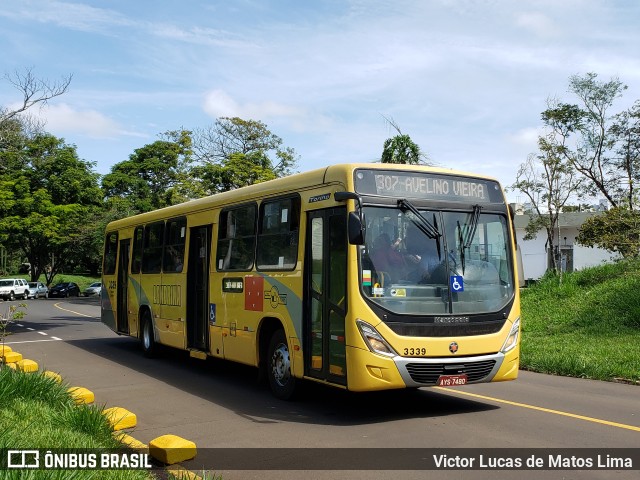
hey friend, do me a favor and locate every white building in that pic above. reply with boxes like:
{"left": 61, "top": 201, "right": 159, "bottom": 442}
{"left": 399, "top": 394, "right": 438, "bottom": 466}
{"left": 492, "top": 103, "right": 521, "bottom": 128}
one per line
{"left": 512, "top": 211, "right": 619, "bottom": 281}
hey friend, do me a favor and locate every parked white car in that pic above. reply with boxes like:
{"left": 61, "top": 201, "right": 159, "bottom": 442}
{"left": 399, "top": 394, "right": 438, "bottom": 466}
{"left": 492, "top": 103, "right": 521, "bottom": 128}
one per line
{"left": 84, "top": 282, "right": 102, "bottom": 296}
{"left": 28, "top": 281, "right": 49, "bottom": 299}
{"left": 0, "top": 278, "right": 30, "bottom": 301}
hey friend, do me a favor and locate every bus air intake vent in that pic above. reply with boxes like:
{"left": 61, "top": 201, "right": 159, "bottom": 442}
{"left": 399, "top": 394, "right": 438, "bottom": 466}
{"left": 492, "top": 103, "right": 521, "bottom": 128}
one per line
{"left": 386, "top": 321, "right": 505, "bottom": 337}
{"left": 405, "top": 359, "right": 496, "bottom": 384}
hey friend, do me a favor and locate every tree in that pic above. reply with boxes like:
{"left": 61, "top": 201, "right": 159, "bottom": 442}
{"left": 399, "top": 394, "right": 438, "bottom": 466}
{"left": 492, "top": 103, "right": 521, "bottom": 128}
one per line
{"left": 380, "top": 117, "right": 426, "bottom": 165}
{"left": 609, "top": 101, "right": 640, "bottom": 209}
{"left": 513, "top": 132, "right": 583, "bottom": 273}
{"left": 102, "top": 130, "right": 193, "bottom": 212}
{"left": 192, "top": 151, "right": 278, "bottom": 194}
{"left": 192, "top": 117, "right": 298, "bottom": 193}
{"left": 0, "top": 67, "right": 72, "bottom": 144}
{"left": 0, "top": 133, "right": 101, "bottom": 283}
{"left": 577, "top": 207, "right": 640, "bottom": 259}
{"left": 541, "top": 73, "right": 628, "bottom": 207}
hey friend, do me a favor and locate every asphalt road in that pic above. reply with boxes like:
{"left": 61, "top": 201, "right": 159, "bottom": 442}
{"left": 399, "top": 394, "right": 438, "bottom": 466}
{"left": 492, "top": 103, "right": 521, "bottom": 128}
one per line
{"left": 3, "top": 297, "right": 639, "bottom": 480}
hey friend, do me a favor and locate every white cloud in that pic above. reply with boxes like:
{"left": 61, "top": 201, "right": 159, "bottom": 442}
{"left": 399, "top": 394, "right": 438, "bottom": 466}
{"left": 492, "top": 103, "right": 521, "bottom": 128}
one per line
{"left": 33, "top": 103, "right": 139, "bottom": 139}
{"left": 203, "top": 89, "right": 307, "bottom": 123}
{"left": 515, "top": 12, "right": 560, "bottom": 38}
{"left": 0, "top": 0, "right": 134, "bottom": 33}
{"left": 509, "top": 127, "right": 543, "bottom": 148}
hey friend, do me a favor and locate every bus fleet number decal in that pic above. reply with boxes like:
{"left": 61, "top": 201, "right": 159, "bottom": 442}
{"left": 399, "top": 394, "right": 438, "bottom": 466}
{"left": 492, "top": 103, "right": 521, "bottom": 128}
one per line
{"left": 403, "top": 347, "right": 427, "bottom": 356}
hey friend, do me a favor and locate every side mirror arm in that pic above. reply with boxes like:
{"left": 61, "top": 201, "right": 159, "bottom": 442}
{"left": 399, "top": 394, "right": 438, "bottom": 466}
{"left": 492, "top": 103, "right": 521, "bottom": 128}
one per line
{"left": 334, "top": 191, "right": 365, "bottom": 245}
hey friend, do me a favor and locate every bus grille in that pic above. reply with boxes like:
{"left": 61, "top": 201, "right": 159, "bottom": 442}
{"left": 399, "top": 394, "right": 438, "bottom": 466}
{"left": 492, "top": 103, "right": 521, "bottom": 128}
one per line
{"left": 405, "top": 359, "right": 496, "bottom": 384}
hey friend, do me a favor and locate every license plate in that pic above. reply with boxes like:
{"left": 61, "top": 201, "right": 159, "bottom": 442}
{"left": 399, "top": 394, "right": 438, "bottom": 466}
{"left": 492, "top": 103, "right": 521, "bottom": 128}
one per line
{"left": 437, "top": 374, "right": 468, "bottom": 386}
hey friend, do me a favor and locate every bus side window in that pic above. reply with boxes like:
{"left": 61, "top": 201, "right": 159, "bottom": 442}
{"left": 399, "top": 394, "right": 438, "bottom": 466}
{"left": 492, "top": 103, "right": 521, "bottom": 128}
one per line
{"left": 131, "top": 226, "right": 144, "bottom": 274}
{"left": 103, "top": 232, "right": 118, "bottom": 275}
{"left": 142, "top": 221, "right": 164, "bottom": 274}
{"left": 257, "top": 196, "right": 300, "bottom": 271}
{"left": 163, "top": 217, "right": 187, "bottom": 273}
{"left": 217, "top": 204, "right": 257, "bottom": 271}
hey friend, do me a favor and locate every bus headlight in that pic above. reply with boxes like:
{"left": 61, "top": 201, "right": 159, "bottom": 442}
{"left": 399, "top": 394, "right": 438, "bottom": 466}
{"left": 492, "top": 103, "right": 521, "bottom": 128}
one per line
{"left": 500, "top": 317, "right": 520, "bottom": 353}
{"left": 357, "top": 320, "right": 397, "bottom": 357}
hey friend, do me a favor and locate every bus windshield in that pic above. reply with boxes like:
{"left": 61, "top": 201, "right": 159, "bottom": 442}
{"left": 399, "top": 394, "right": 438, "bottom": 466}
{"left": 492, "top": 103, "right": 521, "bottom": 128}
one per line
{"left": 360, "top": 205, "right": 514, "bottom": 316}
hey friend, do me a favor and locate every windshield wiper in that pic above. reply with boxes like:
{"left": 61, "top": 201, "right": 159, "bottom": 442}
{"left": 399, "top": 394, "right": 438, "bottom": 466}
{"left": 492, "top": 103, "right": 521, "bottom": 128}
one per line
{"left": 457, "top": 204, "right": 482, "bottom": 274}
{"left": 397, "top": 199, "right": 440, "bottom": 239}
{"left": 398, "top": 198, "right": 442, "bottom": 260}
{"left": 464, "top": 205, "right": 481, "bottom": 248}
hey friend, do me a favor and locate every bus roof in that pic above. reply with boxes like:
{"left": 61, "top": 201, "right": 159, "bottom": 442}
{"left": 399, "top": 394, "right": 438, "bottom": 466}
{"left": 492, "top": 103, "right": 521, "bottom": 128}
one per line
{"left": 106, "top": 163, "right": 502, "bottom": 230}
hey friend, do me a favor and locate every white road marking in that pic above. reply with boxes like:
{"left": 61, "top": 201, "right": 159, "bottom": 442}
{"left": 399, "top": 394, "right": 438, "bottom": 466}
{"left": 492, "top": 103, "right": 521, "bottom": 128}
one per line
{"left": 5, "top": 339, "right": 62, "bottom": 345}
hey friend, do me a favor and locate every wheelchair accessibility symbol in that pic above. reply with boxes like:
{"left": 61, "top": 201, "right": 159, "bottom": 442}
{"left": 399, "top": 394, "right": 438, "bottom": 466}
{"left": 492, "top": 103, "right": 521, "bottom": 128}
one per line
{"left": 450, "top": 275, "right": 464, "bottom": 292}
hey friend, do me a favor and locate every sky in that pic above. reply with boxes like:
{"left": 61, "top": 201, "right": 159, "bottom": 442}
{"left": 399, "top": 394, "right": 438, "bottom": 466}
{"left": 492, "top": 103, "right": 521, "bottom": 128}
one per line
{"left": 1, "top": 0, "right": 639, "bottom": 203}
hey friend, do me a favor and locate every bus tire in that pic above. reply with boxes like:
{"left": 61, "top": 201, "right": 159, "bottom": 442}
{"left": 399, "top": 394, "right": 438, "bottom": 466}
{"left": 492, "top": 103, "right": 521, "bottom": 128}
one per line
{"left": 141, "top": 311, "right": 157, "bottom": 358}
{"left": 267, "top": 329, "right": 297, "bottom": 400}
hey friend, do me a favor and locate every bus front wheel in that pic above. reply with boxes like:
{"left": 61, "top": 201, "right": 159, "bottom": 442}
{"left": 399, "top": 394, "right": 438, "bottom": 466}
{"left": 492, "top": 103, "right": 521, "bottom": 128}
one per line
{"left": 267, "top": 329, "right": 297, "bottom": 400}
{"left": 141, "top": 312, "right": 157, "bottom": 358}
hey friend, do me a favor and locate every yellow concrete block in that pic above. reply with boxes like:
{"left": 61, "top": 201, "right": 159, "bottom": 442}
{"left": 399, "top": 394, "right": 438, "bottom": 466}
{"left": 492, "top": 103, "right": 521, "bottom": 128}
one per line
{"left": 43, "top": 371, "right": 63, "bottom": 383}
{"left": 6, "top": 362, "right": 17, "bottom": 370}
{"left": 115, "top": 432, "right": 148, "bottom": 451}
{"left": 166, "top": 464, "right": 204, "bottom": 480}
{"left": 3, "top": 351, "right": 22, "bottom": 363}
{"left": 16, "top": 359, "right": 38, "bottom": 373}
{"left": 67, "top": 386, "right": 95, "bottom": 404}
{"left": 0, "top": 345, "right": 13, "bottom": 355}
{"left": 149, "top": 434, "right": 197, "bottom": 465}
{"left": 104, "top": 407, "right": 137, "bottom": 431}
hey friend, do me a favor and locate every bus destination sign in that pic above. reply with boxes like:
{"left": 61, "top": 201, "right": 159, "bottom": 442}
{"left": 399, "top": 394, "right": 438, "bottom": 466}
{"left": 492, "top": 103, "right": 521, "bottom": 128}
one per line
{"left": 354, "top": 169, "right": 504, "bottom": 204}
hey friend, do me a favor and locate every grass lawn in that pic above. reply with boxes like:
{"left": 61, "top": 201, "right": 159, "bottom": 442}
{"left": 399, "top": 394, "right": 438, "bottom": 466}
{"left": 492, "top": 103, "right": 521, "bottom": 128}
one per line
{"left": 0, "top": 368, "right": 151, "bottom": 479}
{"left": 520, "top": 260, "right": 640, "bottom": 383}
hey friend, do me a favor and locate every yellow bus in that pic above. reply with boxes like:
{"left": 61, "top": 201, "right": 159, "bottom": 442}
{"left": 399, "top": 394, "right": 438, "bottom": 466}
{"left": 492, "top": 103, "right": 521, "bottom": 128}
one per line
{"left": 101, "top": 163, "right": 521, "bottom": 399}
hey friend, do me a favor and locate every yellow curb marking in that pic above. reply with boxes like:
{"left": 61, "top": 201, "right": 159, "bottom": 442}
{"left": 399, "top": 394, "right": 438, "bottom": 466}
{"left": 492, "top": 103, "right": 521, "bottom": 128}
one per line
{"left": 53, "top": 302, "right": 97, "bottom": 318}
{"left": 436, "top": 387, "right": 640, "bottom": 433}
{"left": 166, "top": 464, "right": 204, "bottom": 480}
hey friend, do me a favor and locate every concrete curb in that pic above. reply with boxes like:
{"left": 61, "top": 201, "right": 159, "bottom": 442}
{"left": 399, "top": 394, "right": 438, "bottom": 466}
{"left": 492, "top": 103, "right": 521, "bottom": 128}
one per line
{"left": 5, "top": 352, "right": 203, "bottom": 480}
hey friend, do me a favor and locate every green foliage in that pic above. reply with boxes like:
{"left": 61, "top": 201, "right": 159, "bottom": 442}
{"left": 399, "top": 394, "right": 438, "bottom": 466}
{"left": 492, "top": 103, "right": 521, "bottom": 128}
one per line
{"left": 609, "top": 100, "right": 640, "bottom": 209}
{"left": 102, "top": 130, "right": 193, "bottom": 212}
{"left": 0, "top": 132, "right": 101, "bottom": 282}
{"left": 512, "top": 135, "right": 582, "bottom": 271}
{"left": 577, "top": 207, "right": 640, "bottom": 258}
{"left": 520, "top": 260, "right": 640, "bottom": 382}
{"left": 539, "top": 73, "right": 630, "bottom": 207}
{"left": 0, "top": 366, "right": 70, "bottom": 406}
{"left": 0, "top": 369, "right": 150, "bottom": 479}
{"left": 195, "top": 117, "right": 296, "bottom": 172}
{"left": 381, "top": 134, "right": 422, "bottom": 165}
{"left": 193, "top": 151, "right": 277, "bottom": 193}
{"left": 522, "top": 214, "right": 548, "bottom": 242}
{"left": 192, "top": 117, "right": 298, "bottom": 194}
{"left": 0, "top": 302, "right": 26, "bottom": 361}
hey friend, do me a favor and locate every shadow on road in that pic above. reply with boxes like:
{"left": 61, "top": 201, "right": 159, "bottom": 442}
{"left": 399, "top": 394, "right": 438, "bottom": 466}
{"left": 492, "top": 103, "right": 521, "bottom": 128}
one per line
{"left": 66, "top": 335, "right": 499, "bottom": 426}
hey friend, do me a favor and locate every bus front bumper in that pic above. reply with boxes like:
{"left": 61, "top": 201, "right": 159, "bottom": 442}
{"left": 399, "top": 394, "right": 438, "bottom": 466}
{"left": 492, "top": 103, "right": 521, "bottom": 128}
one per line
{"left": 347, "top": 346, "right": 519, "bottom": 391}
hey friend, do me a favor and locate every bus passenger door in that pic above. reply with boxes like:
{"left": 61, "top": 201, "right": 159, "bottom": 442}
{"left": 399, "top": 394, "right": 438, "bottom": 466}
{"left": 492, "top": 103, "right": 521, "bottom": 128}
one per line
{"left": 117, "top": 239, "right": 130, "bottom": 334}
{"left": 305, "top": 208, "right": 347, "bottom": 385}
{"left": 187, "top": 225, "right": 211, "bottom": 351}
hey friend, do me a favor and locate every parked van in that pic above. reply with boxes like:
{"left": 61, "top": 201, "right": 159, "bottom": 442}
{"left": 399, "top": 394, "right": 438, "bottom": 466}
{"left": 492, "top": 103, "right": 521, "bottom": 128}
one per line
{"left": 0, "top": 278, "right": 30, "bottom": 301}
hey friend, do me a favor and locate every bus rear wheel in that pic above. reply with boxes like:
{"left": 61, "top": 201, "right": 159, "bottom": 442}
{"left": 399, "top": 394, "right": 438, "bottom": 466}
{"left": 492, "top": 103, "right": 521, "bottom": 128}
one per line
{"left": 267, "top": 329, "right": 297, "bottom": 400}
{"left": 141, "top": 311, "right": 157, "bottom": 358}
